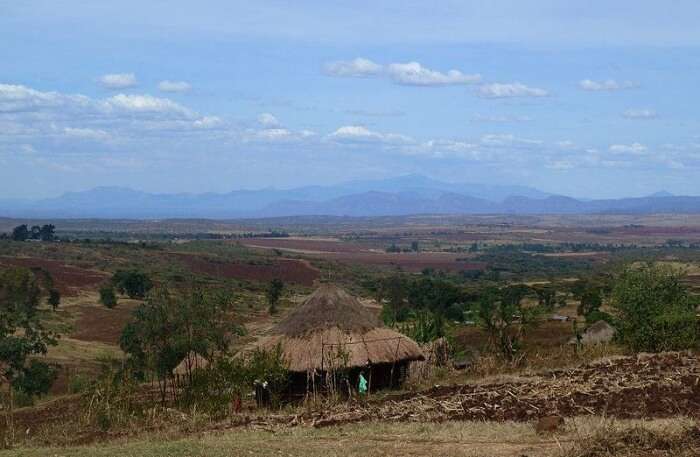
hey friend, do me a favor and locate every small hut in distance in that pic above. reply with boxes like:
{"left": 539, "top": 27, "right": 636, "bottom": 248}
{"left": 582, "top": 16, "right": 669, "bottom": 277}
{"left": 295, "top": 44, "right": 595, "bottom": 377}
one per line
{"left": 255, "top": 284, "right": 424, "bottom": 397}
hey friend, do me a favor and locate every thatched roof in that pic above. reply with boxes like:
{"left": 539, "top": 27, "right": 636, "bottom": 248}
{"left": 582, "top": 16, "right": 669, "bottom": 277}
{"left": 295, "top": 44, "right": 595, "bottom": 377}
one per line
{"left": 569, "top": 320, "right": 616, "bottom": 345}
{"left": 256, "top": 284, "right": 424, "bottom": 373}
{"left": 173, "top": 351, "right": 209, "bottom": 376}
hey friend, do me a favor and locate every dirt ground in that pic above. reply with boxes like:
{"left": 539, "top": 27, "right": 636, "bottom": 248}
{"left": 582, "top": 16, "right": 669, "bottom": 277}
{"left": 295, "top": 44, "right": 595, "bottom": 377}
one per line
{"left": 0, "top": 256, "right": 107, "bottom": 296}
{"left": 169, "top": 252, "right": 319, "bottom": 285}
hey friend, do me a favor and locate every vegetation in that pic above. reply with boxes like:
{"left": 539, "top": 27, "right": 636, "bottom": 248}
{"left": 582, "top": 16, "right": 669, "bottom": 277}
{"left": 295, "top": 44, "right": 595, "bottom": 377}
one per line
{"left": 112, "top": 269, "right": 153, "bottom": 299}
{"left": 471, "top": 285, "right": 544, "bottom": 361}
{"left": 119, "top": 286, "right": 240, "bottom": 403}
{"left": 611, "top": 263, "right": 699, "bottom": 352}
{"left": 266, "top": 278, "right": 284, "bottom": 315}
{"left": 0, "top": 267, "right": 58, "bottom": 441}
{"left": 99, "top": 284, "right": 118, "bottom": 308}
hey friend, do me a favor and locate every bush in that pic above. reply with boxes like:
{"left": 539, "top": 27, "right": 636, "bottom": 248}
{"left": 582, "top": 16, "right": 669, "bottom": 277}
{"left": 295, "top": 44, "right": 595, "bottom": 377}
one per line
{"left": 99, "top": 285, "right": 118, "bottom": 308}
{"left": 112, "top": 269, "right": 152, "bottom": 299}
{"left": 611, "top": 263, "right": 698, "bottom": 352}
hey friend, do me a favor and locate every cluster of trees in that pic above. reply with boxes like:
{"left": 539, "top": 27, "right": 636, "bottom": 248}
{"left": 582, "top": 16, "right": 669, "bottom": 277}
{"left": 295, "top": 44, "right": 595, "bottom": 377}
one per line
{"left": 5, "top": 224, "right": 56, "bottom": 242}
{"left": 386, "top": 241, "right": 420, "bottom": 253}
{"left": 375, "top": 262, "right": 700, "bottom": 361}
{"left": 100, "top": 269, "right": 154, "bottom": 308}
{"left": 119, "top": 286, "right": 242, "bottom": 403}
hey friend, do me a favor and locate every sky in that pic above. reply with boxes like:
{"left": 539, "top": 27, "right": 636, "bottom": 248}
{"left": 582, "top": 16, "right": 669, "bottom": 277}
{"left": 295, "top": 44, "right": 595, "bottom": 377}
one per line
{"left": 1, "top": 1, "right": 700, "bottom": 199}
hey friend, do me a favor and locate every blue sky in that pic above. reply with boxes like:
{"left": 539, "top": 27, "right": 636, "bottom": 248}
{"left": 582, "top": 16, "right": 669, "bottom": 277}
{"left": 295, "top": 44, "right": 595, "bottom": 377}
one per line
{"left": 1, "top": 1, "right": 700, "bottom": 199}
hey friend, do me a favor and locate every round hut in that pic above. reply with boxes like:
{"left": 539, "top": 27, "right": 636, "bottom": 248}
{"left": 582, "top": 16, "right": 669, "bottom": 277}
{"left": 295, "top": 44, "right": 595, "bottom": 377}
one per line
{"left": 255, "top": 284, "right": 424, "bottom": 396}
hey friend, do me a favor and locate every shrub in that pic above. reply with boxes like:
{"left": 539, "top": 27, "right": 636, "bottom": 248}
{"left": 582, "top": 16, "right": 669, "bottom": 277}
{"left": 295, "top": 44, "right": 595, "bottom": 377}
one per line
{"left": 99, "top": 284, "right": 118, "bottom": 308}
{"left": 112, "top": 269, "right": 153, "bottom": 299}
{"left": 611, "top": 263, "right": 698, "bottom": 352}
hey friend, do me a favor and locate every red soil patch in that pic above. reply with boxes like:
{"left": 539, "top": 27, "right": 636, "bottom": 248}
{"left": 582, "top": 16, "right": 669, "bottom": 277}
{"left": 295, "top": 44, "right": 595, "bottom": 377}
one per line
{"left": 0, "top": 256, "right": 107, "bottom": 296}
{"left": 310, "top": 251, "right": 485, "bottom": 273}
{"left": 171, "top": 253, "right": 319, "bottom": 286}
{"left": 71, "top": 303, "right": 137, "bottom": 345}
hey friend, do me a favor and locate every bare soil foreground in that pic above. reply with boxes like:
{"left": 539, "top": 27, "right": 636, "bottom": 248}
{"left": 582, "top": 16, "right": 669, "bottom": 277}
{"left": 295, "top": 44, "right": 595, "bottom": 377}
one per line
{"left": 6, "top": 352, "right": 699, "bottom": 457}
{"left": 239, "top": 352, "right": 700, "bottom": 428}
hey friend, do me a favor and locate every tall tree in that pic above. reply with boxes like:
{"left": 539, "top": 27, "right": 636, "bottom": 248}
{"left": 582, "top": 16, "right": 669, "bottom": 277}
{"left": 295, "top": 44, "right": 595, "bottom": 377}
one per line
{"left": 266, "top": 279, "right": 284, "bottom": 315}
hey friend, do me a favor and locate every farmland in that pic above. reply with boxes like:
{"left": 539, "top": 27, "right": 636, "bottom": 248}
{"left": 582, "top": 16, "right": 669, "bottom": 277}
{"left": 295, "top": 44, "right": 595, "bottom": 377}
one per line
{"left": 1, "top": 214, "right": 700, "bottom": 456}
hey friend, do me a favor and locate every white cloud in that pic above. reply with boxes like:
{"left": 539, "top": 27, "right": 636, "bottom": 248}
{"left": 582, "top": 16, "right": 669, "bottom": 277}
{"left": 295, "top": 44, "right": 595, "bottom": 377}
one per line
{"left": 480, "top": 133, "right": 543, "bottom": 147}
{"left": 193, "top": 116, "right": 223, "bottom": 129}
{"left": 324, "top": 58, "right": 480, "bottom": 86}
{"left": 157, "top": 80, "right": 191, "bottom": 93}
{"left": 98, "top": 73, "right": 137, "bottom": 89}
{"left": 386, "top": 62, "right": 481, "bottom": 86}
{"left": 623, "top": 108, "right": 658, "bottom": 119}
{"left": 578, "top": 79, "right": 637, "bottom": 91}
{"left": 323, "top": 58, "right": 383, "bottom": 77}
{"left": 63, "top": 127, "right": 110, "bottom": 140}
{"left": 609, "top": 142, "right": 648, "bottom": 155}
{"left": 0, "top": 83, "right": 90, "bottom": 113}
{"left": 477, "top": 82, "right": 548, "bottom": 98}
{"left": 104, "top": 94, "right": 191, "bottom": 116}
{"left": 328, "top": 125, "right": 412, "bottom": 144}
{"left": 257, "top": 112, "right": 281, "bottom": 128}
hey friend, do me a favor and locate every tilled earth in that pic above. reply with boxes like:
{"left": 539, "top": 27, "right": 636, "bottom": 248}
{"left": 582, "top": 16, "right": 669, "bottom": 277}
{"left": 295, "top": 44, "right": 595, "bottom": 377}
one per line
{"left": 287, "top": 352, "right": 700, "bottom": 427}
{"left": 8, "top": 352, "right": 700, "bottom": 443}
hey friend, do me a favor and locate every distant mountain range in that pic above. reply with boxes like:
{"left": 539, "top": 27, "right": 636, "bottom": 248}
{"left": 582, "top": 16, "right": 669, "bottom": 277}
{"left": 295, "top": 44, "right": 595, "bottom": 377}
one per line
{"left": 0, "top": 175, "right": 697, "bottom": 219}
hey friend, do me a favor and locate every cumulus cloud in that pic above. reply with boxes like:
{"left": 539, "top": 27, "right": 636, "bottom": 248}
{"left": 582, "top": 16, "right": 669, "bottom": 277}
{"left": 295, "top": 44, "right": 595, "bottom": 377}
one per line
{"left": 609, "top": 143, "right": 648, "bottom": 155}
{"left": 157, "top": 80, "right": 192, "bottom": 92}
{"left": 324, "top": 58, "right": 480, "bottom": 86}
{"left": 257, "top": 112, "right": 281, "bottom": 128}
{"left": 323, "top": 58, "right": 383, "bottom": 77}
{"left": 623, "top": 108, "right": 658, "bottom": 119}
{"left": 98, "top": 73, "right": 137, "bottom": 89}
{"left": 578, "top": 79, "right": 637, "bottom": 91}
{"left": 386, "top": 62, "right": 481, "bottom": 86}
{"left": 477, "top": 83, "right": 548, "bottom": 98}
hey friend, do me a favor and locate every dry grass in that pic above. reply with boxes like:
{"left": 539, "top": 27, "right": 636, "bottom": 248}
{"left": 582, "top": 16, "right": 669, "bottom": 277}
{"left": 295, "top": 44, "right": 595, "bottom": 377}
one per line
{"left": 3, "top": 417, "right": 697, "bottom": 457}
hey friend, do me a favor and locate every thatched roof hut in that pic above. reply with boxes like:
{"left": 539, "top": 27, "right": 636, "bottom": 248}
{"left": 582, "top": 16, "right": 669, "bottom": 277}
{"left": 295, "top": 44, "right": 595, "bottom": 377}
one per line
{"left": 569, "top": 320, "right": 616, "bottom": 345}
{"left": 256, "top": 284, "right": 424, "bottom": 374}
{"left": 173, "top": 351, "right": 209, "bottom": 377}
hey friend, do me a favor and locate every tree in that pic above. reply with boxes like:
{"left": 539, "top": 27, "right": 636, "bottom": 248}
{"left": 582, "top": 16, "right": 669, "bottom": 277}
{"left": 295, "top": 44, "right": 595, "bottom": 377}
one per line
{"left": 411, "top": 241, "right": 419, "bottom": 252}
{"left": 532, "top": 285, "right": 557, "bottom": 311}
{"left": 472, "top": 286, "right": 544, "bottom": 361}
{"left": 611, "top": 263, "right": 698, "bottom": 352}
{"left": 120, "top": 286, "right": 240, "bottom": 402}
{"left": 30, "top": 225, "right": 41, "bottom": 240}
{"left": 11, "top": 225, "right": 29, "bottom": 242}
{"left": 378, "top": 275, "right": 408, "bottom": 324}
{"left": 39, "top": 224, "right": 56, "bottom": 242}
{"left": 47, "top": 289, "right": 61, "bottom": 311}
{"left": 266, "top": 279, "right": 284, "bottom": 315}
{"left": 99, "top": 285, "right": 118, "bottom": 309}
{"left": 112, "top": 269, "right": 153, "bottom": 299}
{"left": 0, "top": 267, "right": 58, "bottom": 439}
